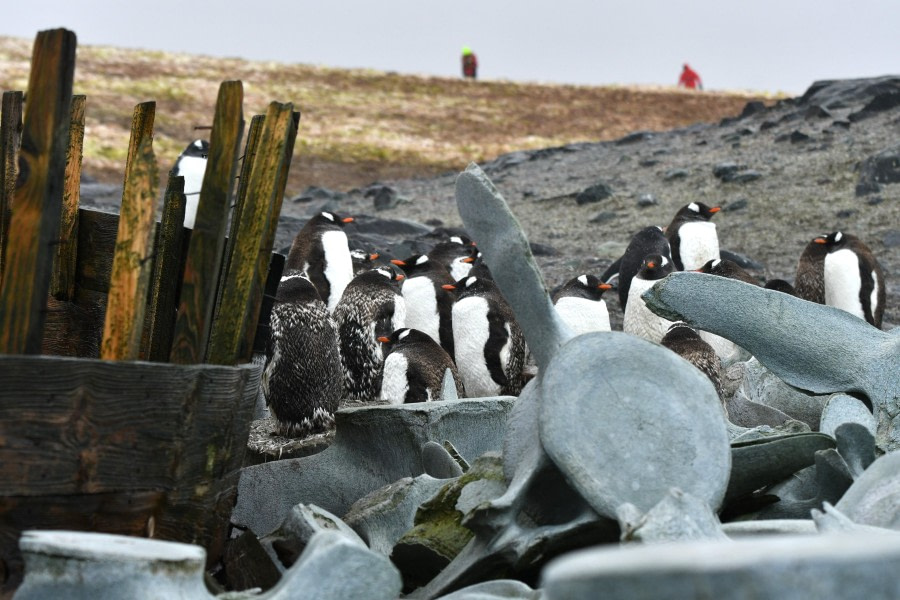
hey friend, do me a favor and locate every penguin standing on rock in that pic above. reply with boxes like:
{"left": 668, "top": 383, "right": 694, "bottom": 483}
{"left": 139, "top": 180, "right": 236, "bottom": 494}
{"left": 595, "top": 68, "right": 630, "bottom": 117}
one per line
{"left": 661, "top": 321, "right": 725, "bottom": 402}
{"left": 665, "top": 202, "right": 721, "bottom": 271}
{"left": 603, "top": 225, "right": 671, "bottom": 311}
{"left": 390, "top": 254, "right": 457, "bottom": 359}
{"left": 623, "top": 254, "right": 675, "bottom": 344}
{"left": 332, "top": 266, "right": 407, "bottom": 401}
{"left": 449, "top": 275, "right": 526, "bottom": 397}
{"left": 551, "top": 274, "right": 613, "bottom": 335}
{"left": 378, "top": 328, "right": 465, "bottom": 404}
{"left": 796, "top": 231, "right": 885, "bottom": 328}
{"left": 170, "top": 139, "right": 208, "bottom": 229}
{"left": 285, "top": 211, "right": 355, "bottom": 312}
{"left": 262, "top": 271, "right": 342, "bottom": 436}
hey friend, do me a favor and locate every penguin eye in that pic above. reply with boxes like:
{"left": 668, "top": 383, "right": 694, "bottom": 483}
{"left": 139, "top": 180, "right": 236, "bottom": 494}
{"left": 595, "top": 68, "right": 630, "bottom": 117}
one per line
{"left": 322, "top": 212, "right": 335, "bottom": 222}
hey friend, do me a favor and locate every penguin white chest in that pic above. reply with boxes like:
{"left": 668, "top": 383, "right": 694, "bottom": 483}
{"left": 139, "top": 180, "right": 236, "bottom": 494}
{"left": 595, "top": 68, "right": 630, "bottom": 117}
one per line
{"left": 554, "top": 297, "right": 611, "bottom": 335}
{"left": 449, "top": 257, "right": 474, "bottom": 281}
{"left": 174, "top": 154, "right": 207, "bottom": 229}
{"left": 380, "top": 352, "right": 410, "bottom": 404}
{"left": 452, "top": 296, "right": 501, "bottom": 397}
{"left": 402, "top": 277, "right": 440, "bottom": 342}
{"left": 623, "top": 277, "right": 672, "bottom": 344}
{"left": 824, "top": 249, "right": 864, "bottom": 319}
{"left": 321, "top": 230, "right": 354, "bottom": 311}
{"left": 678, "top": 222, "right": 720, "bottom": 270}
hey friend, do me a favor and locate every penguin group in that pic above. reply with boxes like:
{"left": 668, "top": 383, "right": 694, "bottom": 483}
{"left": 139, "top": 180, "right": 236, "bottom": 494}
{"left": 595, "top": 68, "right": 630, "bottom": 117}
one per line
{"left": 261, "top": 212, "right": 531, "bottom": 436}
{"left": 260, "top": 195, "right": 888, "bottom": 437}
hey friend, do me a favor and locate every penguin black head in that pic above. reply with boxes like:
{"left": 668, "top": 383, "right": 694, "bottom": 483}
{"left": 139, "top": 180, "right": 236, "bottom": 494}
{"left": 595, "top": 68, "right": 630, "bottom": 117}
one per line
{"left": 697, "top": 258, "right": 760, "bottom": 285}
{"left": 390, "top": 254, "right": 449, "bottom": 278}
{"left": 350, "top": 248, "right": 380, "bottom": 273}
{"left": 764, "top": 279, "right": 797, "bottom": 296}
{"left": 311, "top": 211, "right": 354, "bottom": 229}
{"left": 661, "top": 321, "right": 702, "bottom": 344}
{"left": 638, "top": 254, "right": 674, "bottom": 281}
{"left": 178, "top": 139, "right": 209, "bottom": 160}
{"left": 354, "top": 265, "right": 405, "bottom": 290}
{"left": 275, "top": 271, "right": 322, "bottom": 303}
{"left": 672, "top": 202, "right": 721, "bottom": 223}
{"left": 377, "top": 327, "right": 432, "bottom": 354}
{"left": 821, "top": 231, "right": 854, "bottom": 251}
{"left": 553, "top": 274, "right": 613, "bottom": 302}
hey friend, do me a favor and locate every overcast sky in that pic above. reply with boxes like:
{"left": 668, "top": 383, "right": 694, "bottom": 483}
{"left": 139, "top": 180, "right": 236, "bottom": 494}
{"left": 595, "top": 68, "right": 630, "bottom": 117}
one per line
{"left": 5, "top": 0, "right": 899, "bottom": 95}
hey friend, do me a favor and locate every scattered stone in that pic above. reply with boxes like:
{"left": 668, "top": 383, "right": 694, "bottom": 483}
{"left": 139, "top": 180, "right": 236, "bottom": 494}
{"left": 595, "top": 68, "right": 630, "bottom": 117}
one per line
{"left": 724, "top": 198, "right": 748, "bottom": 211}
{"left": 882, "top": 229, "right": 900, "bottom": 248}
{"left": 291, "top": 185, "right": 347, "bottom": 203}
{"left": 856, "top": 145, "right": 900, "bottom": 196}
{"left": 589, "top": 211, "right": 617, "bottom": 224}
{"left": 804, "top": 105, "right": 832, "bottom": 119}
{"left": 637, "top": 193, "right": 658, "bottom": 207}
{"left": 867, "top": 196, "right": 884, "bottom": 206}
{"left": 575, "top": 182, "right": 613, "bottom": 205}
{"left": 848, "top": 91, "right": 900, "bottom": 121}
{"left": 739, "top": 100, "right": 767, "bottom": 118}
{"left": 663, "top": 168, "right": 689, "bottom": 181}
{"left": 777, "top": 130, "right": 812, "bottom": 143}
{"left": 836, "top": 209, "right": 857, "bottom": 218}
{"left": 759, "top": 120, "right": 778, "bottom": 131}
{"left": 615, "top": 131, "right": 654, "bottom": 145}
{"left": 639, "top": 159, "right": 659, "bottom": 167}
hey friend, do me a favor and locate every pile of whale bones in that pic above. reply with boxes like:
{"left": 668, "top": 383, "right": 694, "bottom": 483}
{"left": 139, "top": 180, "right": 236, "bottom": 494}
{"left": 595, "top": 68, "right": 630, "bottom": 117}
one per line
{"left": 14, "top": 164, "right": 900, "bottom": 599}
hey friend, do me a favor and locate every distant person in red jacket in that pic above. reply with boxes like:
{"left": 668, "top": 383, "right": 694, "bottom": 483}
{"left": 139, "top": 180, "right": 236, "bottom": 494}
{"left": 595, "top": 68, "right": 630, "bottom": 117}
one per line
{"left": 462, "top": 46, "right": 478, "bottom": 79}
{"left": 678, "top": 63, "right": 703, "bottom": 90}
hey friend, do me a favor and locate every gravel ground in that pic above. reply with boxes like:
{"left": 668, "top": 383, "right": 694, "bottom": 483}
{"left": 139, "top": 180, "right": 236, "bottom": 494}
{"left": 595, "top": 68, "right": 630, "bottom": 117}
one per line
{"left": 274, "top": 77, "right": 900, "bottom": 331}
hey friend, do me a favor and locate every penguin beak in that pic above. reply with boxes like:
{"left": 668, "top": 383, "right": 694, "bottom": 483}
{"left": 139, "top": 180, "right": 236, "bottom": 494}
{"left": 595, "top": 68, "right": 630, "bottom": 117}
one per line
{"left": 647, "top": 262, "right": 656, "bottom": 269}
{"left": 442, "top": 284, "right": 456, "bottom": 290}
{"left": 395, "top": 274, "right": 405, "bottom": 281}
{"left": 369, "top": 253, "right": 379, "bottom": 260}
{"left": 462, "top": 256, "right": 476, "bottom": 263}
{"left": 342, "top": 217, "right": 354, "bottom": 223}
{"left": 598, "top": 283, "right": 612, "bottom": 290}
{"left": 377, "top": 336, "right": 390, "bottom": 343}
{"left": 814, "top": 237, "right": 827, "bottom": 244}
{"left": 390, "top": 259, "right": 406, "bottom": 266}
{"left": 710, "top": 206, "right": 721, "bottom": 213}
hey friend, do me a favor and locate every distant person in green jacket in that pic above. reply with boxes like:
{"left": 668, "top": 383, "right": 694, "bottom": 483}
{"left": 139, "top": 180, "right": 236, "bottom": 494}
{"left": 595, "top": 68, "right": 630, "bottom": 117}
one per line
{"left": 462, "top": 46, "right": 478, "bottom": 79}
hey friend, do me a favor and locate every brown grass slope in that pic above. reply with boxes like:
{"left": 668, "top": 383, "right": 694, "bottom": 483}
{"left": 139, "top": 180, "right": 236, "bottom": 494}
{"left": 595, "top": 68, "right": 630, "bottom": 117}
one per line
{"left": 0, "top": 35, "right": 774, "bottom": 193}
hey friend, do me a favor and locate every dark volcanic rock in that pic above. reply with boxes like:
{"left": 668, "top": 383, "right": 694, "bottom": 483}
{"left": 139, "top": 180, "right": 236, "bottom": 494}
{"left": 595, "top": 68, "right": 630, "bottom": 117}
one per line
{"left": 575, "top": 181, "right": 614, "bottom": 205}
{"left": 849, "top": 92, "right": 900, "bottom": 122}
{"left": 856, "top": 145, "right": 900, "bottom": 196}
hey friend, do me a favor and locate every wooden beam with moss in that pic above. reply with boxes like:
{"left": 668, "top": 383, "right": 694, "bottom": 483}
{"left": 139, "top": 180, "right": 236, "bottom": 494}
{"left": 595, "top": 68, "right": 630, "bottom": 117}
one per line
{"left": 0, "top": 29, "right": 76, "bottom": 355}
{"left": 50, "top": 94, "right": 85, "bottom": 301}
{"left": 0, "top": 91, "right": 24, "bottom": 281}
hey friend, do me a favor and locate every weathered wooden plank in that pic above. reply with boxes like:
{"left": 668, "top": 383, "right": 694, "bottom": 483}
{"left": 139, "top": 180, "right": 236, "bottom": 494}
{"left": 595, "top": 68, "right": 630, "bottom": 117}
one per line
{"left": 143, "top": 174, "right": 187, "bottom": 362}
{"left": 207, "top": 103, "right": 297, "bottom": 365}
{"left": 0, "top": 29, "right": 76, "bottom": 354}
{"left": 169, "top": 80, "right": 244, "bottom": 364}
{"left": 100, "top": 103, "right": 159, "bottom": 361}
{"left": 50, "top": 94, "right": 86, "bottom": 301}
{"left": 0, "top": 90, "right": 24, "bottom": 281}
{"left": 239, "top": 110, "right": 301, "bottom": 363}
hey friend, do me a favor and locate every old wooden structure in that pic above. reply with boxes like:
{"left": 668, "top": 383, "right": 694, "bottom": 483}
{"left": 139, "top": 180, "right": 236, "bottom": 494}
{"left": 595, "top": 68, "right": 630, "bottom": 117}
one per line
{"left": 0, "top": 29, "right": 297, "bottom": 596}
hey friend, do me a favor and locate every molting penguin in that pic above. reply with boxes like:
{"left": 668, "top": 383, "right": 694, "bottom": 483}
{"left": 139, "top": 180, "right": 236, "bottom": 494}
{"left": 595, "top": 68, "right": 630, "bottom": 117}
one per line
{"left": 390, "top": 254, "right": 457, "bottom": 359}
{"left": 623, "top": 254, "right": 675, "bottom": 344}
{"left": 427, "top": 235, "right": 478, "bottom": 281}
{"left": 449, "top": 275, "right": 526, "bottom": 397}
{"left": 551, "top": 274, "right": 613, "bottom": 335}
{"left": 262, "top": 271, "right": 342, "bottom": 436}
{"left": 377, "top": 328, "right": 465, "bottom": 404}
{"left": 821, "top": 232, "right": 885, "bottom": 328}
{"left": 603, "top": 225, "right": 671, "bottom": 311}
{"left": 285, "top": 211, "right": 355, "bottom": 312}
{"left": 794, "top": 234, "right": 828, "bottom": 304}
{"left": 170, "top": 139, "right": 208, "bottom": 229}
{"left": 350, "top": 248, "right": 380, "bottom": 275}
{"left": 332, "top": 265, "right": 407, "bottom": 401}
{"left": 764, "top": 279, "right": 797, "bottom": 296}
{"left": 661, "top": 321, "right": 725, "bottom": 403}
{"left": 665, "top": 202, "right": 721, "bottom": 271}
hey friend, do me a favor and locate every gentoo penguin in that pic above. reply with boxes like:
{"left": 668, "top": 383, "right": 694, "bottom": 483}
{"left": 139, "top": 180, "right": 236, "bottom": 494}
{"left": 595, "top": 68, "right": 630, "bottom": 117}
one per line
{"left": 604, "top": 225, "right": 672, "bottom": 310}
{"left": 449, "top": 275, "right": 526, "bottom": 397}
{"left": 697, "top": 258, "right": 760, "bottom": 286}
{"left": 285, "top": 211, "right": 355, "bottom": 312}
{"left": 551, "top": 274, "right": 613, "bottom": 335}
{"left": 623, "top": 254, "right": 675, "bottom": 344}
{"left": 822, "top": 232, "right": 885, "bottom": 328}
{"left": 427, "top": 236, "right": 478, "bottom": 281}
{"left": 665, "top": 202, "right": 721, "bottom": 271}
{"left": 377, "top": 328, "right": 465, "bottom": 404}
{"left": 661, "top": 321, "right": 725, "bottom": 402}
{"left": 764, "top": 279, "right": 797, "bottom": 296}
{"left": 170, "top": 139, "right": 208, "bottom": 229}
{"left": 390, "top": 254, "right": 457, "bottom": 359}
{"left": 350, "top": 248, "right": 380, "bottom": 275}
{"left": 795, "top": 231, "right": 885, "bottom": 328}
{"left": 332, "top": 265, "right": 407, "bottom": 401}
{"left": 262, "top": 271, "right": 342, "bottom": 436}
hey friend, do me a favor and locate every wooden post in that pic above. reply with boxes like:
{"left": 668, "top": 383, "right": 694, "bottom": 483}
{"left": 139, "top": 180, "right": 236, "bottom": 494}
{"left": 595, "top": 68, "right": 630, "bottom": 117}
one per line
{"left": 207, "top": 103, "right": 297, "bottom": 365}
{"left": 100, "top": 102, "right": 159, "bottom": 361}
{"left": 0, "top": 91, "right": 24, "bottom": 281}
{"left": 0, "top": 29, "right": 77, "bottom": 355}
{"left": 169, "top": 81, "right": 244, "bottom": 365}
{"left": 143, "top": 174, "right": 187, "bottom": 362}
{"left": 50, "top": 94, "right": 86, "bottom": 301}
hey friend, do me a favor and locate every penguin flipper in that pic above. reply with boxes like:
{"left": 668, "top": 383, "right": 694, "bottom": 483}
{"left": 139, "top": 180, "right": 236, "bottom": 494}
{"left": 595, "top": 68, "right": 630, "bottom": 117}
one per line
{"left": 456, "top": 164, "right": 572, "bottom": 371}
{"left": 484, "top": 307, "right": 511, "bottom": 390}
